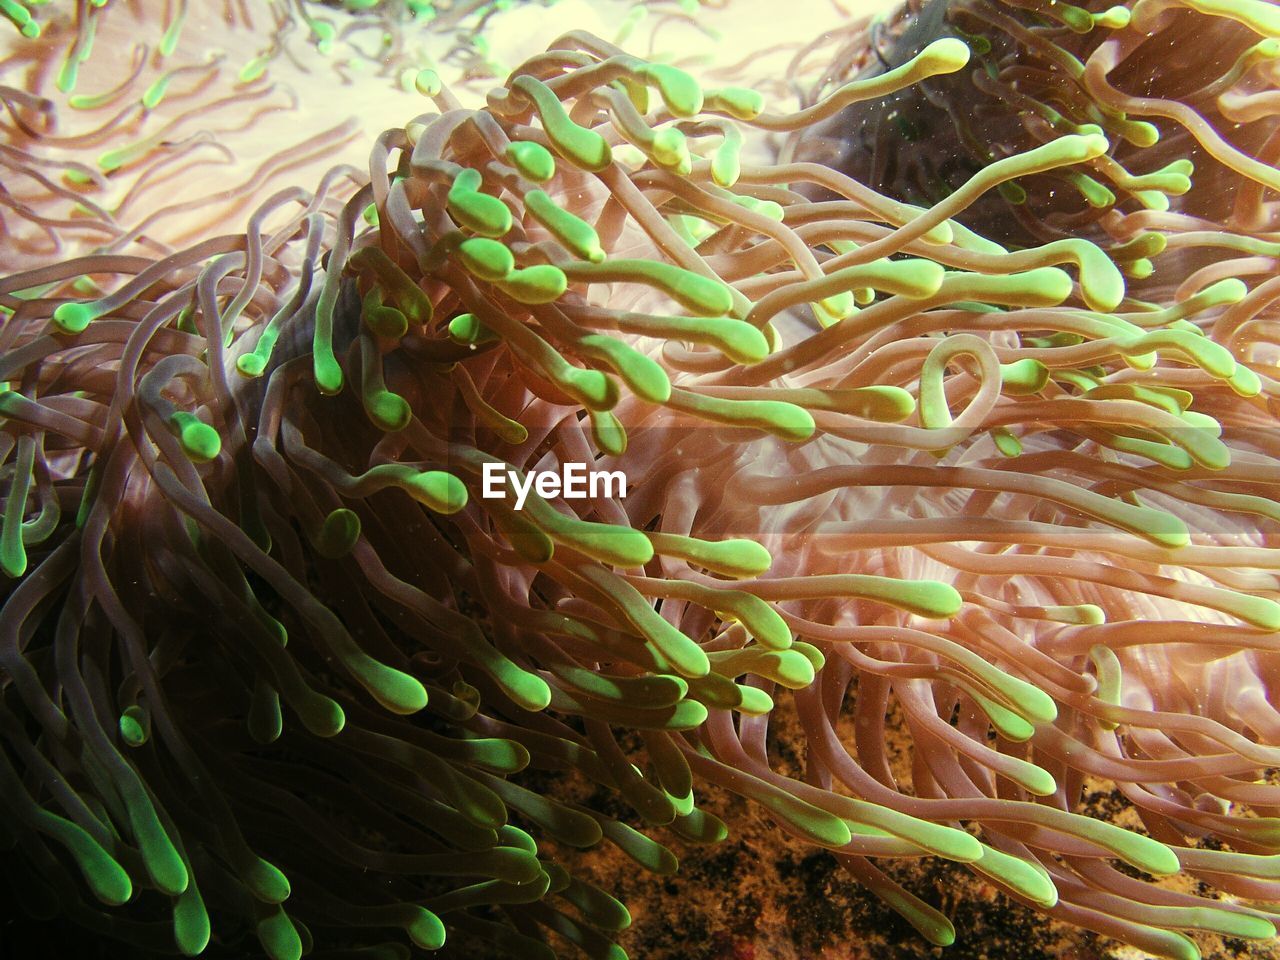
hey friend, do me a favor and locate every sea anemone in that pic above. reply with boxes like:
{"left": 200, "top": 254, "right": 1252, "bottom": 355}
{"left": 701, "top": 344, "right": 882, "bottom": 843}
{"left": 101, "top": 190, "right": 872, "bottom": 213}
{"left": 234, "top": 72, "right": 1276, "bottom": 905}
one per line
{"left": 3, "top": 1, "right": 1280, "bottom": 959}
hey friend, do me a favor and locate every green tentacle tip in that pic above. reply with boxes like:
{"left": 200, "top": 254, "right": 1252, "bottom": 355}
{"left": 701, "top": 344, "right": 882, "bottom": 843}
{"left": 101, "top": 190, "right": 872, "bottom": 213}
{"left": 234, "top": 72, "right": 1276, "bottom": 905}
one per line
{"left": 500, "top": 824, "right": 538, "bottom": 854}
{"left": 649, "top": 532, "right": 772, "bottom": 578}
{"left": 97, "top": 143, "right": 137, "bottom": 172}
{"left": 238, "top": 56, "right": 269, "bottom": 83}
{"left": 993, "top": 673, "right": 1058, "bottom": 725}
{"left": 448, "top": 312, "right": 498, "bottom": 346}
{"left": 694, "top": 319, "right": 768, "bottom": 363}
{"left": 414, "top": 69, "right": 442, "bottom": 97}
{"left": 365, "top": 303, "right": 408, "bottom": 340}
{"left": 720, "top": 647, "right": 813, "bottom": 687}
{"left": 174, "top": 886, "right": 211, "bottom": 956}
{"left": 1016, "top": 266, "right": 1074, "bottom": 305}
{"left": 469, "top": 739, "right": 531, "bottom": 774}
{"left": 248, "top": 682, "right": 282, "bottom": 744}
{"left": 1229, "top": 364, "right": 1262, "bottom": 397}
{"left": 44, "top": 814, "right": 133, "bottom": 905}
{"left": 56, "top": 59, "right": 80, "bottom": 99}
{"left": 258, "top": 909, "right": 304, "bottom": 960}
{"left": 1121, "top": 119, "right": 1159, "bottom": 147}
{"left": 139, "top": 826, "right": 189, "bottom": 896}
{"left": 359, "top": 659, "right": 428, "bottom": 714}
{"left": 1073, "top": 251, "right": 1125, "bottom": 312}
{"left": 707, "top": 86, "right": 764, "bottom": 120}
{"left": 971, "top": 687, "right": 1034, "bottom": 740}
{"left": 589, "top": 409, "right": 627, "bottom": 455}
{"left": 815, "top": 291, "right": 855, "bottom": 326}
{"left": 52, "top": 301, "right": 99, "bottom": 334}
{"left": 497, "top": 661, "right": 553, "bottom": 711}
{"left": 448, "top": 168, "right": 512, "bottom": 238}
{"left": 711, "top": 134, "right": 744, "bottom": 189}
{"left": 682, "top": 394, "right": 814, "bottom": 442}
{"left": 1157, "top": 933, "right": 1202, "bottom": 960}
{"left": 406, "top": 907, "right": 446, "bottom": 950}
{"left": 368, "top": 390, "right": 412, "bottom": 433}
{"left": 563, "top": 260, "right": 734, "bottom": 316}
{"left": 723, "top": 596, "right": 792, "bottom": 652}
{"left": 458, "top": 237, "right": 515, "bottom": 281}
{"left": 243, "top": 858, "right": 291, "bottom": 904}
{"left": 1129, "top": 834, "right": 1182, "bottom": 877}
{"left": 564, "top": 880, "right": 632, "bottom": 932}
{"left": 405, "top": 470, "right": 468, "bottom": 514}
{"left": 992, "top": 427, "right": 1023, "bottom": 457}
{"left": 913, "top": 912, "right": 956, "bottom": 948}
{"left": 1000, "top": 358, "right": 1049, "bottom": 395}
{"left": 1219, "top": 913, "right": 1277, "bottom": 940}
{"left": 236, "top": 352, "right": 267, "bottom": 377}
{"left": 142, "top": 75, "right": 172, "bottom": 110}
{"left": 525, "top": 189, "right": 605, "bottom": 262}
{"left": 1056, "top": 604, "right": 1105, "bottom": 625}
{"left": 778, "top": 797, "right": 852, "bottom": 848}
{"left": 650, "top": 126, "right": 691, "bottom": 174}
{"left": 497, "top": 265, "right": 568, "bottom": 304}
{"left": 548, "top": 516, "right": 654, "bottom": 567}
{"left": 921, "top": 36, "right": 972, "bottom": 72}
{"left": 998, "top": 180, "right": 1028, "bottom": 205}
{"left": 974, "top": 846, "right": 1058, "bottom": 907}
{"left": 653, "top": 127, "right": 692, "bottom": 175}
{"left": 1057, "top": 3, "right": 1094, "bottom": 32}
{"left": 561, "top": 366, "right": 618, "bottom": 410}
{"left": 169, "top": 412, "right": 221, "bottom": 463}
{"left": 308, "top": 18, "right": 335, "bottom": 53}
{"left": 1232, "top": 594, "right": 1280, "bottom": 631}
{"left": 313, "top": 353, "right": 344, "bottom": 395}
{"left": 1070, "top": 173, "right": 1114, "bottom": 208}
{"left": 666, "top": 270, "right": 735, "bottom": 316}
{"left": 737, "top": 684, "right": 774, "bottom": 715}
{"left": 885, "top": 579, "right": 962, "bottom": 618}
{"left": 306, "top": 697, "right": 346, "bottom": 738}
{"left": 0, "top": 527, "right": 25, "bottom": 578}
{"left": 1053, "top": 132, "right": 1111, "bottom": 163}
{"left": 637, "top": 62, "right": 704, "bottom": 117}
{"left": 578, "top": 334, "right": 670, "bottom": 402}
{"left": 1094, "top": 4, "right": 1130, "bottom": 27}
{"left": 238, "top": 325, "right": 278, "bottom": 378}
{"left": 507, "top": 141, "right": 556, "bottom": 182}
{"left": 1012, "top": 761, "right": 1058, "bottom": 797}
{"left": 119, "top": 705, "right": 149, "bottom": 746}
{"left": 158, "top": 7, "right": 185, "bottom": 56}
{"left": 315, "top": 508, "right": 361, "bottom": 559}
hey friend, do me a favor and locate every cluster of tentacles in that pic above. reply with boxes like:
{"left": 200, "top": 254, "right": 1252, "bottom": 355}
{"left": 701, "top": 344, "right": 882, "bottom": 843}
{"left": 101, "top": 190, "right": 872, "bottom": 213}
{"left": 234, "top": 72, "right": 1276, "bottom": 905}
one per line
{"left": 0, "top": 0, "right": 454, "bottom": 44}
{"left": 786, "top": 0, "right": 1280, "bottom": 250}
{"left": 2, "top": 1, "right": 1280, "bottom": 959}
{"left": 0, "top": 0, "right": 604, "bottom": 281}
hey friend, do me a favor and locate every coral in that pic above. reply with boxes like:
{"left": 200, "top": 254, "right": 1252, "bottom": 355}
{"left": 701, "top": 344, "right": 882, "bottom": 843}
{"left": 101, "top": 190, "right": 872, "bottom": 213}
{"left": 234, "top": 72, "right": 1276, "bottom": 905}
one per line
{"left": 2, "top": 1, "right": 1280, "bottom": 959}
